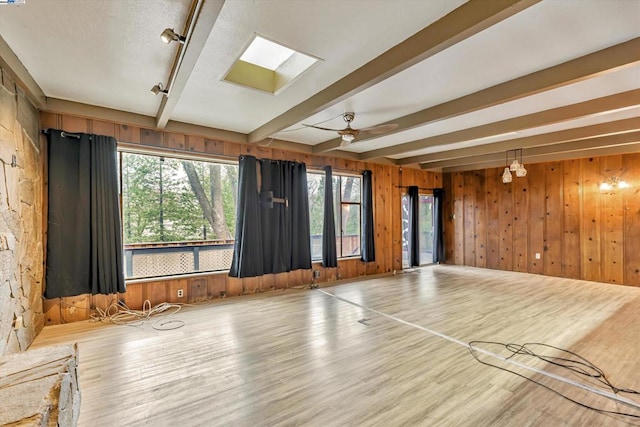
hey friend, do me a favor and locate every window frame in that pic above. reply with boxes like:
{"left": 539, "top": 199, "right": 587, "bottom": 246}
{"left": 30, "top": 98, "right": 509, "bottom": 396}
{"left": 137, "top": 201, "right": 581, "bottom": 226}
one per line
{"left": 307, "top": 169, "right": 362, "bottom": 261}
{"left": 117, "top": 145, "right": 239, "bottom": 280}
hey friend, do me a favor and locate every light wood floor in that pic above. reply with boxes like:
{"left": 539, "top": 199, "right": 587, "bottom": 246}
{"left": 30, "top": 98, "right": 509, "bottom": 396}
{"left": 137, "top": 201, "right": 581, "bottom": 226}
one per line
{"left": 31, "top": 266, "right": 640, "bottom": 426}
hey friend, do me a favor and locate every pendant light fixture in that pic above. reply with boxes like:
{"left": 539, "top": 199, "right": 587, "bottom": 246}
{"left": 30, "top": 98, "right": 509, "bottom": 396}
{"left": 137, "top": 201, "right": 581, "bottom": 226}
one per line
{"left": 503, "top": 149, "right": 526, "bottom": 183}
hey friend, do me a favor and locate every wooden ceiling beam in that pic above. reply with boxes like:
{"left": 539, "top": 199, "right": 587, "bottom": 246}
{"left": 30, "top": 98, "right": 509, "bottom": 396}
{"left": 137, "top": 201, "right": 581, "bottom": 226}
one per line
{"left": 316, "top": 36, "right": 640, "bottom": 154}
{"left": 248, "top": 0, "right": 541, "bottom": 144}
{"left": 400, "top": 117, "right": 640, "bottom": 166}
{"left": 360, "top": 89, "right": 640, "bottom": 160}
{"left": 441, "top": 141, "right": 640, "bottom": 173}
{"left": 155, "top": 0, "right": 225, "bottom": 129}
{"left": 420, "top": 131, "right": 640, "bottom": 170}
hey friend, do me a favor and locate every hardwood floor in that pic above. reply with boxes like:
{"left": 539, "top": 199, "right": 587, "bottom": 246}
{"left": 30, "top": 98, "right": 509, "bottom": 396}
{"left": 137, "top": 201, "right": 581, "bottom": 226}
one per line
{"left": 31, "top": 266, "right": 640, "bottom": 426}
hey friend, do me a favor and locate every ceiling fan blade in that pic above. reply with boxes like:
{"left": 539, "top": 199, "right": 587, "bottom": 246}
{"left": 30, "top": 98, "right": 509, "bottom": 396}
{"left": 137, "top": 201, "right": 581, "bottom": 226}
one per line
{"left": 359, "top": 123, "right": 399, "bottom": 135}
{"left": 302, "top": 123, "right": 343, "bottom": 132}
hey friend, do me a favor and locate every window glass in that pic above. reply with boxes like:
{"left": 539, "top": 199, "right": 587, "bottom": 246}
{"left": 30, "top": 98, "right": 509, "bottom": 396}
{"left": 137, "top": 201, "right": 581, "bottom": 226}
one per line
{"left": 307, "top": 172, "right": 361, "bottom": 259}
{"left": 307, "top": 173, "right": 325, "bottom": 261}
{"left": 120, "top": 152, "right": 238, "bottom": 279}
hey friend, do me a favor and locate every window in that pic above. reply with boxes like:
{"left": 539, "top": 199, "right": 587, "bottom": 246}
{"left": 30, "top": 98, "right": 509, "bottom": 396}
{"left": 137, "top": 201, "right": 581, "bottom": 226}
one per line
{"left": 119, "top": 151, "right": 238, "bottom": 279}
{"left": 307, "top": 171, "right": 361, "bottom": 260}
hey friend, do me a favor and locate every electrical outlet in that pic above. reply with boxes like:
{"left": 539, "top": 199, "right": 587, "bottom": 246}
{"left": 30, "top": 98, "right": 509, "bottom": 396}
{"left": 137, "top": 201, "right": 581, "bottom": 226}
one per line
{"left": 177, "top": 289, "right": 184, "bottom": 298}
{"left": 313, "top": 270, "right": 320, "bottom": 279}
{"left": 535, "top": 253, "right": 541, "bottom": 260}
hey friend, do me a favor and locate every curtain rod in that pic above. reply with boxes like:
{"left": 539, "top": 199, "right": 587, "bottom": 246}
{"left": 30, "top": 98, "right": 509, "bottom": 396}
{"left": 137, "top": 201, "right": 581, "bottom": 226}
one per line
{"left": 42, "top": 128, "right": 81, "bottom": 139}
{"left": 396, "top": 185, "right": 438, "bottom": 191}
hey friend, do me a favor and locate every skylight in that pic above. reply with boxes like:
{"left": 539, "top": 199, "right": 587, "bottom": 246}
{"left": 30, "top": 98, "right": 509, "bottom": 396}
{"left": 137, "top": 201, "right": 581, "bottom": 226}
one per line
{"left": 240, "top": 36, "right": 295, "bottom": 71}
{"left": 224, "top": 34, "right": 320, "bottom": 95}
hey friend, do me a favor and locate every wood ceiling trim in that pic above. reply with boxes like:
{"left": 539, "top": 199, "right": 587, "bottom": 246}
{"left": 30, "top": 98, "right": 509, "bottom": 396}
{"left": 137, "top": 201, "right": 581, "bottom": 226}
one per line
{"left": 247, "top": 0, "right": 541, "bottom": 144}
{"left": 0, "top": 35, "right": 46, "bottom": 110}
{"left": 421, "top": 131, "right": 640, "bottom": 170}
{"left": 401, "top": 117, "right": 640, "bottom": 166}
{"left": 45, "top": 98, "right": 246, "bottom": 143}
{"left": 360, "top": 89, "right": 640, "bottom": 160}
{"left": 156, "top": 0, "right": 225, "bottom": 129}
{"left": 441, "top": 141, "right": 640, "bottom": 173}
{"left": 315, "top": 36, "right": 640, "bottom": 153}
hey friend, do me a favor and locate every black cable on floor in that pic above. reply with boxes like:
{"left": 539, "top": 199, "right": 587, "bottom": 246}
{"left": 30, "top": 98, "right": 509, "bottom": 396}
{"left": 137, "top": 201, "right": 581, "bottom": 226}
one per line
{"left": 468, "top": 340, "right": 640, "bottom": 420}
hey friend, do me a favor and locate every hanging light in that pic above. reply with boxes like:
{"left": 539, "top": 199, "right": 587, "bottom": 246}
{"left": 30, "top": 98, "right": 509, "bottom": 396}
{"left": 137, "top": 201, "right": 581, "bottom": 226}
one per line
{"left": 503, "top": 148, "right": 527, "bottom": 182}
{"left": 502, "top": 167, "right": 513, "bottom": 183}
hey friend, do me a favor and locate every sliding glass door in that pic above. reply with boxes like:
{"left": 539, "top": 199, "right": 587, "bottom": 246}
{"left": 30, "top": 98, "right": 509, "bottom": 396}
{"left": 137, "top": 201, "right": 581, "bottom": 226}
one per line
{"left": 401, "top": 193, "right": 434, "bottom": 268}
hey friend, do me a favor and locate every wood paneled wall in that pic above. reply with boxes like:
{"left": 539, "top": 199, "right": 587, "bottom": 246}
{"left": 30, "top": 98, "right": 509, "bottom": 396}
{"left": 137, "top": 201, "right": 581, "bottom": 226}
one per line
{"left": 443, "top": 154, "right": 640, "bottom": 287}
{"left": 40, "top": 112, "right": 440, "bottom": 325}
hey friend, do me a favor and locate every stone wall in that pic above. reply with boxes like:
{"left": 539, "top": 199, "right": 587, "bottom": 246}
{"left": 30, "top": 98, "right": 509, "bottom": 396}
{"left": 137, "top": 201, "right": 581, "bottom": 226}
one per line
{"left": 0, "top": 67, "right": 44, "bottom": 356}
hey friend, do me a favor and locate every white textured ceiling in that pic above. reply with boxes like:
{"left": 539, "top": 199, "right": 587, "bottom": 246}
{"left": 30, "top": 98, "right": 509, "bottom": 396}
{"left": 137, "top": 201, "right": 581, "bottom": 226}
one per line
{"left": 0, "top": 0, "right": 639, "bottom": 171}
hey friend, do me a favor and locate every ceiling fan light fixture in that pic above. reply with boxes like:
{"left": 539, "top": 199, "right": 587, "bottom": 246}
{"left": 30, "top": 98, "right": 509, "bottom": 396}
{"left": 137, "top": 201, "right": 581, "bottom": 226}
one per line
{"left": 341, "top": 134, "right": 355, "bottom": 143}
{"left": 161, "top": 28, "right": 186, "bottom": 44}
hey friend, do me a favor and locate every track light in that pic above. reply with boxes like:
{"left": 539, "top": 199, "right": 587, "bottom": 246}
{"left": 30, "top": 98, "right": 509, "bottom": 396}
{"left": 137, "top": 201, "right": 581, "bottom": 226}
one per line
{"left": 151, "top": 83, "right": 168, "bottom": 96}
{"left": 161, "top": 28, "right": 186, "bottom": 44}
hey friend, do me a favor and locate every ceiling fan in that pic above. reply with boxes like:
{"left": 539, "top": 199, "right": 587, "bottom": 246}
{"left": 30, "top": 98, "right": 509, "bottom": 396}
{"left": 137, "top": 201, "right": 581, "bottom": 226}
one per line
{"left": 303, "top": 112, "right": 398, "bottom": 146}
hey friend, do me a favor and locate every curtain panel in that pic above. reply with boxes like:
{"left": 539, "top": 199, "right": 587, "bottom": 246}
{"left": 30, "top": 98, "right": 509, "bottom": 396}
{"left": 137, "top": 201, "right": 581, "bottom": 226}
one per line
{"left": 230, "top": 155, "right": 311, "bottom": 278}
{"left": 408, "top": 185, "right": 420, "bottom": 267}
{"left": 322, "top": 166, "right": 338, "bottom": 268}
{"left": 45, "top": 129, "right": 125, "bottom": 298}
{"left": 433, "top": 188, "right": 445, "bottom": 263}
{"left": 361, "top": 170, "right": 375, "bottom": 262}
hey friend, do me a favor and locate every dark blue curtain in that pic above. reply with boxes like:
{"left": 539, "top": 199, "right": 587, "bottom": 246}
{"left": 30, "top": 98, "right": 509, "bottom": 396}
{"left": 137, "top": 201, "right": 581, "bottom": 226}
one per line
{"left": 433, "top": 188, "right": 445, "bottom": 263}
{"left": 361, "top": 170, "right": 375, "bottom": 262}
{"left": 46, "top": 130, "right": 125, "bottom": 298}
{"left": 322, "top": 166, "right": 337, "bottom": 267}
{"left": 408, "top": 185, "right": 420, "bottom": 267}
{"left": 289, "top": 162, "right": 312, "bottom": 271}
{"left": 230, "top": 156, "right": 311, "bottom": 277}
{"left": 229, "top": 155, "right": 263, "bottom": 277}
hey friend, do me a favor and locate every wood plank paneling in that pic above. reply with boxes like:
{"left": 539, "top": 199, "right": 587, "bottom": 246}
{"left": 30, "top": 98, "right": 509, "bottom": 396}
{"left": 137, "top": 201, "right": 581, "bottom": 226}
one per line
{"left": 474, "top": 171, "right": 487, "bottom": 268}
{"left": 164, "top": 133, "right": 186, "bottom": 150}
{"left": 60, "top": 295, "right": 91, "bottom": 323}
{"left": 60, "top": 116, "right": 88, "bottom": 133}
{"left": 90, "top": 120, "right": 116, "bottom": 138}
{"left": 545, "top": 162, "right": 563, "bottom": 277}
{"left": 581, "top": 157, "right": 602, "bottom": 282}
{"left": 43, "top": 298, "right": 61, "bottom": 326}
{"left": 527, "top": 163, "right": 545, "bottom": 275}
{"left": 167, "top": 279, "right": 188, "bottom": 303}
{"left": 562, "top": 160, "right": 581, "bottom": 279}
{"left": 452, "top": 173, "right": 465, "bottom": 265}
{"left": 485, "top": 168, "right": 500, "bottom": 270}
{"left": 512, "top": 171, "right": 528, "bottom": 272}
{"left": 141, "top": 128, "right": 162, "bottom": 147}
{"left": 117, "top": 124, "right": 140, "bottom": 144}
{"left": 498, "top": 176, "right": 513, "bottom": 271}
{"left": 122, "top": 283, "right": 144, "bottom": 310}
{"left": 601, "top": 155, "right": 624, "bottom": 284}
{"left": 144, "top": 282, "right": 168, "bottom": 307}
{"left": 623, "top": 153, "right": 640, "bottom": 286}
{"left": 463, "top": 172, "right": 476, "bottom": 266}
{"left": 207, "top": 275, "right": 226, "bottom": 298}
